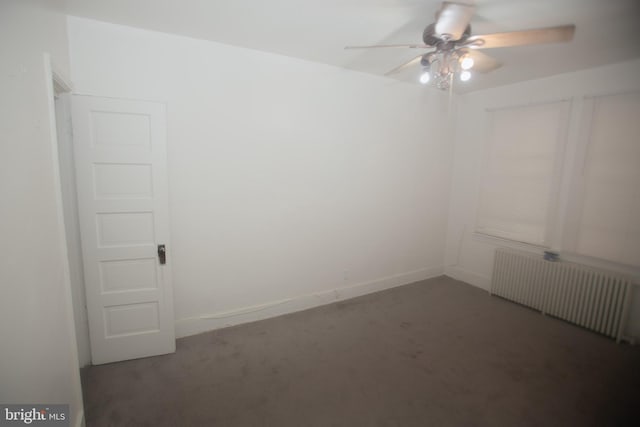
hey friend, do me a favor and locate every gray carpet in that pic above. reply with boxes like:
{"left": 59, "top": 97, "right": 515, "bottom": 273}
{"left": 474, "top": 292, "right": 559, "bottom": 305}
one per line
{"left": 83, "top": 276, "right": 640, "bottom": 426}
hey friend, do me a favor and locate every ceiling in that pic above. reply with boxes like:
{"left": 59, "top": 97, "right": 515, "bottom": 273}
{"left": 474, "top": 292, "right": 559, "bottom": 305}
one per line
{"left": 52, "top": 0, "right": 640, "bottom": 92}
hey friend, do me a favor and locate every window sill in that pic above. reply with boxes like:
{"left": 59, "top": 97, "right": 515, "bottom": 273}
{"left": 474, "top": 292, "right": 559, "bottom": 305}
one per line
{"left": 471, "top": 231, "right": 549, "bottom": 254}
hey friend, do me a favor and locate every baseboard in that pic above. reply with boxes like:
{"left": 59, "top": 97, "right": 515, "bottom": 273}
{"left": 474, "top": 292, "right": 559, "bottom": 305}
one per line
{"left": 175, "top": 266, "right": 443, "bottom": 338}
{"left": 444, "top": 266, "right": 491, "bottom": 291}
{"left": 75, "top": 409, "right": 85, "bottom": 427}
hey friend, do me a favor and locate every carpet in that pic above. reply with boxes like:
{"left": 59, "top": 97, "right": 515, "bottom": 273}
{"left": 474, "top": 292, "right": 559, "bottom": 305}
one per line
{"left": 82, "top": 276, "right": 640, "bottom": 426}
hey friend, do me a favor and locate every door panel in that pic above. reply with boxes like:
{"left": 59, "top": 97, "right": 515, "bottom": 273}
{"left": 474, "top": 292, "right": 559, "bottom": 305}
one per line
{"left": 72, "top": 95, "right": 175, "bottom": 365}
{"left": 99, "top": 258, "right": 158, "bottom": 292}
{"left": 93, "top": 163, "right": 153, "bottom": 199}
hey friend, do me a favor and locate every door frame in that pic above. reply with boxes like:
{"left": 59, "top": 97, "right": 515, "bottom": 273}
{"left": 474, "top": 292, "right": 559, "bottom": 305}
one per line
{"left": 43, "top": 53, "right": 85, "bottom": 427}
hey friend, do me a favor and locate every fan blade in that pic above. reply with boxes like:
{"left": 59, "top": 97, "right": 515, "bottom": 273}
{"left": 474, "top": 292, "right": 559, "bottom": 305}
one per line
{"left": 345, "top": 44, "right": 430, "bottom": 50}
{"left": 385, "top": 55, "right": 424, "bottom": 76}
{"left": 464, "top": 50, "right": 502, "bottom": 73}
{"left": 435, "top": 1, "right": 475, "bottom": 41}
{"left": 464, "top": 25, "right": 575, "bottom": 49}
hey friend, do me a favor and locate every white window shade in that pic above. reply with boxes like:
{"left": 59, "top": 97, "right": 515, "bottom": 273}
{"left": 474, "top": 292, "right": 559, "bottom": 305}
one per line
{"left": 476, "top": 101, "right": 569, "bottom": 245}
{"left": 576, "top": 92, "right": 640, "bottom": 266}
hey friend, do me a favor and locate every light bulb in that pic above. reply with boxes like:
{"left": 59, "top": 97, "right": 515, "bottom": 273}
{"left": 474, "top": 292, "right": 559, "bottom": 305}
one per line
{"left": 460, "top": 70, "right": 471, "bottom": 82}
{"left": 419, "top": 71, "right": 430, "bottom": 84}
{"left": 460, "top": 56, "right": 474, "bottom": 70}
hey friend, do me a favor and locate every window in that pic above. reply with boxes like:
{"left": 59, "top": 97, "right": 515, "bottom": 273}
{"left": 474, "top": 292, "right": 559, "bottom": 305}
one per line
{"left": 475, "top": 101, "right": 570, "bottom": 246}
{"left": 574, "top": 92, "right": 640, "bottom": 266}
{"left": 475, "top": 91, "right": 640, "bottom": 268}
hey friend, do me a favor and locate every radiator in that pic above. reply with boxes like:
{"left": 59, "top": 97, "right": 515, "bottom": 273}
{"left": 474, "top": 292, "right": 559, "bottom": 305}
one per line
{"left": 491, "top": 248, "right": 633, "bottom": 342}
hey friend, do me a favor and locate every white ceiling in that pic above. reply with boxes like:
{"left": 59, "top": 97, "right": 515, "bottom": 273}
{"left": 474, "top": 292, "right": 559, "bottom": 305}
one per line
{"left": 54, "top": 0, "right": 640, "bottom": 92}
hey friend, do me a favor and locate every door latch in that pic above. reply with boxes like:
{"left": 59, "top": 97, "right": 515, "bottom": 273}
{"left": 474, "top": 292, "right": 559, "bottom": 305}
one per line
{"left": 157, "top": 244, "right": 166, "bottom": 265}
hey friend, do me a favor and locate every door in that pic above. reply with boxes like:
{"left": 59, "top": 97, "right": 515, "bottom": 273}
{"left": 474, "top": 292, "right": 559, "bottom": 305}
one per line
{"left": 71, "top": 95, "right": 175, "bottom": 364}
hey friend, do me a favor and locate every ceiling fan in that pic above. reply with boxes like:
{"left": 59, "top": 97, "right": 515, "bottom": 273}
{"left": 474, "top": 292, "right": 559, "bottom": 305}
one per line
{"left": 345, "top": 1, "right": 575, "bottom": 90}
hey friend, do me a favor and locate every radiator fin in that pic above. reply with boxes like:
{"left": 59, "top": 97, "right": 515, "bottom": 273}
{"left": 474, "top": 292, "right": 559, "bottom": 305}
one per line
{"left": 491, "top": 249, "right": 632, "bottom": 342}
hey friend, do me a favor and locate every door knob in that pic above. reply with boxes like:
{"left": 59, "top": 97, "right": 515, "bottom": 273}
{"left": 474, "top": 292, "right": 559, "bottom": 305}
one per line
{"left": 157, "top": 244, "right": 166, "bottom": 265}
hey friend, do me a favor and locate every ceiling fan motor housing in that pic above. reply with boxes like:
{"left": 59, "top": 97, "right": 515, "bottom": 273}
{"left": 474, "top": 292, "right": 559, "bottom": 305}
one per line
{"left": 423, "top": 23, "right": 472, "bottom": 45}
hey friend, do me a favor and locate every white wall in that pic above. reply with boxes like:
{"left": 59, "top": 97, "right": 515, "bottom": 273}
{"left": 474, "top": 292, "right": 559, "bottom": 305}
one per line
{"left": 0, "top": 1, "right": 84, "bottom": 425}
{"left": 67, "top": 17, "right": 455, "bottom": 337}
{"left": 444, "top": 59, "right": 640, "bottom": 339}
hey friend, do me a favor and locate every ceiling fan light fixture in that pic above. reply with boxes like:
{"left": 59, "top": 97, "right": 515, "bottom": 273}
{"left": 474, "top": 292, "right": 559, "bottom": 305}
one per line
{"left": 460, "top": 70, "right": 471, "bottom": 81}
{"left": 419, "top": 70, "right": 431, "bottom": 84}
{"left": 460, "top": 56, "right": 474, "bottom": 70}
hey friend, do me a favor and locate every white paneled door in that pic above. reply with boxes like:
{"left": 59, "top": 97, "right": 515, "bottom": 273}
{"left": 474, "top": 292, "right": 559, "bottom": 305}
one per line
{"left": 72, "top": 96, "right": 175, "bottom": 365}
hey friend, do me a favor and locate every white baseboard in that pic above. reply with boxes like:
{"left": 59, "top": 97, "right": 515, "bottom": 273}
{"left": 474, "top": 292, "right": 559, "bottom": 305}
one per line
{"left": 75, "top": 409, "right": 85, "bottom": 427}
{"left": 175, "top": 266, "right": 443, "bottom": 338}
{"left": 444, "top": 266, "right": 491, "bottom": 291}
